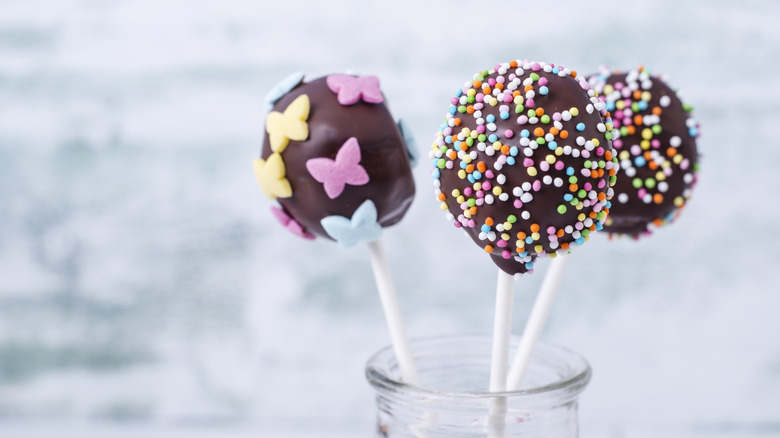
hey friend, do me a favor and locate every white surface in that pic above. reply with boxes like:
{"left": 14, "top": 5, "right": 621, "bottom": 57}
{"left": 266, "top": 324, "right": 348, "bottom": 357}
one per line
{"left": 0, "top": 0, "right": 778, "bottom": 436}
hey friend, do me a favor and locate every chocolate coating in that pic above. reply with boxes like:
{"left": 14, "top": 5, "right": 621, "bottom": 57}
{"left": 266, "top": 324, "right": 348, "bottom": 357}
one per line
{"left": 260, "top": 75, "right": 415, "bottom": 241}
{"left": 588, "top": 68, "right": 700, "bottom": 236}
{"left": 432, "top": 61, "right": 618, "bottom": 276}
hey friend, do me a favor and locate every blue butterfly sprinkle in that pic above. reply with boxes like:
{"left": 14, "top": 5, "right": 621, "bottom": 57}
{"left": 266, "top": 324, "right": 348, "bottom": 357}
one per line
{"left": 264, "top": 72, "right": 305, "bottom": 111}
{"left": 321, "top": 200, "right": 382, "bottom": 248}
{"left": 397, "top": 119, "right": 418, "bottom": 167}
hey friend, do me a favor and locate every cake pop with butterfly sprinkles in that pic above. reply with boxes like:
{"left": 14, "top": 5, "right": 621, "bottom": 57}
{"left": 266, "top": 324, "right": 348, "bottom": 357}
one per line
{"left": 431, "top": 60, "right": 619, "bottom": 276}
{"left": 588, "top": 66, "right": 700, "bottom": 237}
{"left": 254, "top": 73, "right": 416, "bottom": 247}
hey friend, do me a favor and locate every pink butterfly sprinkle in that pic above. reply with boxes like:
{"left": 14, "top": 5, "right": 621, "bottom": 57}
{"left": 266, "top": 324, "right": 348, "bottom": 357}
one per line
{"left": 270, "top": 206, "right": 316, "bottom": 240}
{"left": 326, "top": 75, "right": 384, "bottom": 106}
{"left": 306, "top": 137, "right": 370, "bottom": 199}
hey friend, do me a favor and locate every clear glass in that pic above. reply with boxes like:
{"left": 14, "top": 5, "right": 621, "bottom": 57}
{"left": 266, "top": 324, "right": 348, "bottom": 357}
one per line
{"left": 365, "top": 335, "right": 591, "bottom": 437}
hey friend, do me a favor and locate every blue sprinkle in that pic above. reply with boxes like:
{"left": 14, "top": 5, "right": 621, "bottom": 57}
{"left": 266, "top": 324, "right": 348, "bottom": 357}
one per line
{"left": 564, "top": 194, "right": 573, "bottom": 201}
{"left": 445, "top": 135, "right": 453, "bottom": 144}
{"left": 548, "top": 140, "right": 558, "bottom": 151}
{"left": 595, "top": 222, "right": 603, "bottom": 231}
{"left": 606, "top": 102, "right": 615, "bottom": 111}
{"left": 525, "top": 236, "right": 534, "bottom": 244}
{"left": 525, "top": 261, "right": 534, "bottom": 270}
{"left": 481, "top": 224, "right": 491, "bottom": 233}
{"left": 552, "top": 67, "right": 560, "bottom": 74}
{"left": 467, "top": 174, "right": 475, "bottom": 184}
{"left": 509, "top": 146, "right": 519, "bottom": 156}
{"left": 439, "top": 122, "right": 448, "bottom": 130}
{"left": 506, "top": 157, "right": 516, "bottom": 165}
{"left": 638, "top": 101, "right": 648, "bottom": 110}
{"left": 575, "top": 237, "right": 585, "bottom": 245}
{"left": 488, "top": 134, "right": 498, "bottom": 143}
{"left": 453, "top": 140, "right": 461, "bottom": 149}
{"left": 449, "top": 106, "right": 457, "bottom": 115}
{"left": 576, "top": 122, "right": 586, "bottom": 131}
{"left": 486, "top": 114, "right": 496, "bottom": 123}
{"left": 460, "top": 161, "right": 468, "bottom": 170}
{"left": 634, "top": 156, "right": 647, "bottom": 167}
{"left": 500, "top": 111, "right": 510, "bottom": 120}
{"left": 431, "top": 168, "right": 440, "bottom": 179}
{"left": 455, "top": 89, "right": 463, "bottom": 97}
{"left": 605, "top": 200, "right": 612, "bottom": 209}
{"left": 520, "top": 129, "right": 530, "bottom": 138}
{"left": 566, "top": 167, "right": 575, "bottom": 176}
{"left": 473, "top": 171, "right": 482, "bottom": 180}
{"left": 689, "top": 127, "right": 699, "bottom": 137}
{"left": 539, "top": 86, "right": 548, "bottom": 95}
{"left": 518, "top": 251, "right": 528, "bottom": 258}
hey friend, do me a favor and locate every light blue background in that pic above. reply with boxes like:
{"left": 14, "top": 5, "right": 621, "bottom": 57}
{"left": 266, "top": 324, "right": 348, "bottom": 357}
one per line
{"left": 1, "top": 0, "right": 778, "bottom": 436}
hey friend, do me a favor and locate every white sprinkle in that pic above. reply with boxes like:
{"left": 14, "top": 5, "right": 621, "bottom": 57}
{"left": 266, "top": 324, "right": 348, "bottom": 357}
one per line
{"left": 660, "top": 95, "right": 671, "bottom": 107}
{"left": 564, "top": 225, "right": 573, "bottom": 234}
{"left": 479, "top": 232, "right": 488, "bottom": 240}
{"left": 576, "top": 136, "right": 586, "bottom": 146}
{"left": 563, "top": 145, "right": 572, "bottom": 155}
{"left": 521, "top": 182, "right": 532, "bottom": 191}
{"left": 572, "top": 149, "right": 581, "bottom": 158}
{"left": 520, "top": 193, "right": 533, "bottom": 203}
{"left": 554, "top": 121, "right": 563, "bottom": 130}
{"left": 642, "top": 193, "right": 653, "bottom": 204}
{"left": 498, "top": 193, "right": 509, "bottom": 201}
{"left": 497, "top": 174, "right": 507, "bottom": 184}
{"left": 488, "top": 231, "right": 497, "bottom": 241}
{"left": 554, "top": 177, "right": 564, "bottom": 187}
{"left": 597, "top": 123, "right": 606, "bottom": 132}
{"left": 683, "top": 173, "right": 694, "bottom": 184}
{"left": 670, "top": 136, "right": 682, "bottom": 147}
{"left": 543, "top": 175, "right": 552, "bottom": 185}
{"left": 658, "top": 181, "right": 669, "bottom": 193}
{"left": 586, "top": 104, "right": 594, "bottom": 114}
{"left": 474, "top": 110, "right": 483, "bottom": 118}
{"left": 513, "top": 187, "right": 523, "bottom": 196}
{"left": 523, "top": 147, "right": 534, "bottom": 157}
{"left": 485, "top": 194, "right": 495, "bottom": 204}
{"left": 528, "top": 117, "right": 539, "bottom": 124}
{"left": 487, "top": 123, "right": 497, "bottom": 131}
{"left": 625, "top": 167, "right": 636, "bottom": 177}
{"left": 477, "top": 142, "right": 487, "bottom": 151}
{"left": 485, "top": 147, "right": 495, "bottom": 156}
{"left": 562, "top": 111, "right": 572, "bottom": 121}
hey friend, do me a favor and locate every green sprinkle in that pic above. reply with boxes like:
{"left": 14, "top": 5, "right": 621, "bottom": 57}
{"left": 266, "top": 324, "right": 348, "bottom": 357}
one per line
{"left": 631, "top": 102, "right": 640, "bottom": 112}
{"left": 682, "top": 103, "right": 694, "bottom": 112}
{"left": 584, "top": 160, "right": 592, "bottom": 168}
{"left": 581, "top": 229, "right": 590, "bottom": 237}
{"left": 507, "top": 215, "right": 517, "bottom": 223}
{"left": 536, "top": 137, "right": 545, "bottom": 145}
{"left": 527, "top": 109, "right": 536, "bottom": 117}
{"left": 598, "top": 160, "right": 606, "bottom": 169}
{"left": 530, "top": 73, "right": 540, "bottom": 81}
{"left": 557, "top": 205, "right": 567, "bottom": 214}
{"left": 605, "top": 132, "right": 613, "bottom": 140}
{"left": 620, "top": 126, "right": 629, "bottom": 137}
{"left": 467, "top": 95, "right": 475, "bottom": 104}
{"left": 568, "top": 176, "right": 578, "bottom": 184}
{"left": 478, "top": 134, "right": 487, "bottom": 142}
{"left": 515, "top": 105, "right": 524, "bottom": 114}
{"left": 632, "top": 178, "right": 643, "bottom": 189}
{"left": 458, "top": 105, "right": 467, "bottom": 113}
{"left": 541, "top": 115, "right": 551, "bottom": 124}
{"left": 645, "top": 178, "right": 656, "bottom": 189}
{"left": 569, "top": 198, "right": 579, "bottom": 206}
{"left": 437, "top": 158, "right": 446, "bottom": 169}
{"left": 467, "top": 198, "right": 476, "bottom": 207}
{"left": 466, "top": 137, "right": 474, "bottom": 146}
{"left": 651, "top": 124, "right": 662, "bottom": 135}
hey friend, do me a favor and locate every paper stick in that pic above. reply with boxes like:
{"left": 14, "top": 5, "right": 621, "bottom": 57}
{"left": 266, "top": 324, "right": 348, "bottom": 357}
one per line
{"left": 506, "top": 254, "right": 570, "bottom": 391}
{"left": 367, "top": 238, "right": 419, "bottom": 385}
{"left": 488, "top": 269, "right": 516, "bottom": 438}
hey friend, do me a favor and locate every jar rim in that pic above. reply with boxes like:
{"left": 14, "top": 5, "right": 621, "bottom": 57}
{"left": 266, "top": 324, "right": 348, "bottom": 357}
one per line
{"left": 365, "top": 334, "right": 591, "bottom": 400}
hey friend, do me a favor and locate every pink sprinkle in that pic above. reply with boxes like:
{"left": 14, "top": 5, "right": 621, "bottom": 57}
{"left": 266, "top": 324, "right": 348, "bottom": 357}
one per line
{"left": 581, "top": 168, "right": 590, "bottom": 177}
{"left": 482, "top": 182, "right": 492, "bottom": 191}
{"left": 476, "top": 190, "right": 484, "bottom": 198}
{"left": 622, "top": 88, "right": 631, "bottom": 98}
{"left": 538, "top": 77, "right": 548, "bottom": 86}
{"left": 503, "top": 94, "right": 513, "bottom": 103}
{"left": 450, "top": 98, "right": 459, "bottom": 105}
{"left": 502, "top": 250, "right": 512, "bottom": 259}
{"left": 613, "top": 119, "right": 622, "bottom": 129}
{"left": 552, "top": 112, "right": 562, "bottom": 121}
{"left": 460, "top": 202, "right": 469, "bottom": 210}
{"left": 630, "top": 145, "right": 642, "bottom": 156}
{"left": 555, "top": 161, "right": 565, "bottom": 171}
{"left": 485, "top": 170, "right": 495, "bottom": 178}
{"left": 596, "top": 147, "right": 604, "bottom": 156}
{"left": 514, "top": 200, "right": 523, "bottom": 209}
{"left": 531, "top": 62, "right": 541, "bottom": 71}
{"left": 468, "top": 219, "right": 476, "bottom": 227}
{"left": 517, "top": 115, "right": 529, "bottom": 124}
{"left": 623, "top": 108, "right": 633, "bottom": 118}
{"left": 526, "top": 98, "right": 535, "bottom": 108}
{"left": 476, "top": 198, "right": 484, "bottom": 206}
{"left": 464, "top": 187, "right": 473, "bottom": 196}
{"left": 584, "top": 182, "right": 592, "bottom": 191}
{"left": 436, "top": 138, "right": 445, "bottom": 146}
{"left": 651, "top": 139, "right": 661, "bottom": 149}
{"left": 623, "top": 117, "right": 632, "bottom": 126}
{"left": 499, "top": 105, "right": 509, "bottom": 112}
{"left": 445, "top": 161, "right": 454, "bottom": 169}
{"left": 532, "top": 180, "right": 541, "bottom": 191}
{"left": 580, "top": 81, "right": 589, "bottom": 90}
{"left": 477, "top": 125, "right": 486, "bottom": 134}
{"left": 496, "top": 155, "right": 507, "bottom": 165}
{"left": 598, "top": 179, "right": 606, "bottom": 189}
{"left": 488, "top": 78, "right": 496, "bottom": 87}
{"left": 613, "top": 139, "right": 623, "bottom": 149}
{"left": 474, "top": 102, "right": 484, "bottom": 110}
{"left": 614, "top": 82, "right": 623, "bottom": 90}
{"left": 523, "top": 158, "right": 534, "bottom": 167}
{"left": 593, "top": 204, "right": 603, "bottom": 212}
{"left": 547, "top": 226, "right": 556, "bottom": 234}
{"left": 504, "top": 129, "right": 514, "bottom": 138}
{"left": 453, "top": 221, "right": 462, "bottom": 228}
{"left": 539, "top": 161, "right": 550, "bottom": 172}
{"left": 680, "top": 159, "right": 690, "bottom": 170}
{"left": 582, "top": 150, "right": 590, "bottom": 158}
{"left": 637, "top": 189, "right": 647, "bottom": 198}
{"left": 443, "top": 127, "right": 453, "bottom": 136}
{"left": 575, "top": 222, "right": 584, "bottom": 230}
{"left": 664, "top": 167, "right": 673, "bottom": 176}
{"left": 476, "top": 94, "right": 484, "bottom": 103}
{"left": 497, "top": 240, "right": 508, "bottom": 248}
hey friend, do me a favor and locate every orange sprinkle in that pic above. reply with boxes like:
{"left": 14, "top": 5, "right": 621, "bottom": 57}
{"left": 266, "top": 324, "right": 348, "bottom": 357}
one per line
{"left": 495, "top": 83, "right": 504, "bottom": 90}
{"left": 590, "top": 170, "right": 599, "bottom": 178}
{"left": 484, "top": 245, "right": 494, "bottom": 254}
{"left": 465, "top": 164, "right": 475, "bottom": 173}
{"left": 483, "top": 86, "right": 492, "bottom": 95}
{"left": 466, "top": 105, "right": 475, "bottom": 114}
{"left": 533, "top": 127, "right": 544, "bottom": 137}
{"left": 652, "top": 106, "right": 662, "bottom": 116}
{"left": 652, "top": 218, "right": 664, "bottom": 227}
{"left": 485, "top": 217, "right": 494, "bottom": 226}
{"left": 667, "top": 147, "right": 678, "bottom": 157}
{"left": 633, "top": 115, "right": 643, "bottom": 126}
{"left": 437, "top": 193, "right": 446, "bottom": 201}
{"left": 530, "top": 223, "right": 540, "bottom": 233}
{"left": 512, "top": 90, "right": 522, "bottom": 97}
{"left": 549, "top": 127, "right": 559, "bottom": 136}
{"left": 632, "top": 90, "right": 642, "bottom": 100}
{"left": 510, "top": 61, "right": 518, "bottom": 68}
{"left": 597, "top": 169, "right": 605, "bottom": 178}
{"left": 473, "top": 80, "right": 482, "bottom": 89}
{"left": 535, "top": 108, "right": 544, "bottom": 116}
{"left": 560, "top": 130, "right": 569, "bottom": 139}
{"left": 643, "top": 151, "right": 652, "bottom": 160}
{"left": 569, "top": 183, "right": 578, "bottom": 192}
{"left": 589, "top": 224, "right": 597, "bottom": 231}
{"left": 447, "top": 150, "right": 457, "bottom": 160}
{"left": 570, "top": 71, "right": 577, "bottom": 78}
{"left": 605, "top": 150, "right": 613, "bottom": 160}
{"left": 653, "top": 193, "right": 664, "bottom": 204}
{"left": 626, "top": 125, "right": 635, "bottom": 135}
{"left": 561, "top": 242, "right": 570, "bottom": 250}
{"left": 597, "top": 192, "right": 606, "bottom": 201}
{"left": 516, "top": 231, "right": 527, "bottom": 240}
{"left": 500, "top": 145, "right": 510, "bottom": 155}
{"left": 556, "top": 229, "right": 565, "bottom": 238}
{"left": 453, "top": 118, "right": 462, "bottom": 126}
{"left": 469, "top": 206, "right": 477, "bottom": 215}
{"left": 477, "top": 161, "right": 487, "bottom": 173}
{"left": 589, "top": 211, "right": 598, "bottom": 219}
{"left": 524, "top": 84, "right": 534, "bottom": 92}
{"left": 459, "top": 143, "right": 468, "bottom": 151}
{"left": 648, "top": 161, "right": 658, "bottom": 170}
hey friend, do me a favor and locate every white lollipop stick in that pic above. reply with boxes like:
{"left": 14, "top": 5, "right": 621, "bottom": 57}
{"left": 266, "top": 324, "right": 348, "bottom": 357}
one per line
{"left": 367, "top": 239, "right": 419, "bottom": 385}
{"left": 506, "top": 254, "right": 570, "bottom": 391}
{"left": 488, "top": 269, "right": 516, "bottom": 438}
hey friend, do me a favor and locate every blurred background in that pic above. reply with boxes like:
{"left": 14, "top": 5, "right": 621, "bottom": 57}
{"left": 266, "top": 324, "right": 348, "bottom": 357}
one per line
{"left": 1, "top": 0, "right": 778, "bottom": 436}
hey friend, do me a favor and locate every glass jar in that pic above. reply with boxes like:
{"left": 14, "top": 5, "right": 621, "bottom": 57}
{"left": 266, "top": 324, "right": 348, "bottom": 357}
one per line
{"left": 365, "top": 335, "right": 591, "bottom": 437}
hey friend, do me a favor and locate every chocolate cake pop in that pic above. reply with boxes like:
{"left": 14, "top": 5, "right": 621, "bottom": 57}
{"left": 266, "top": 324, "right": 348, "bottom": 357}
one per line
{"left": 431, "top": 60, "right": 619, "bottom": 276}
{"left": 255, "top": 73, "right": 416, "bottom": 247}
{"left": 587, "top": 67, "right": 700, "bottom": 237}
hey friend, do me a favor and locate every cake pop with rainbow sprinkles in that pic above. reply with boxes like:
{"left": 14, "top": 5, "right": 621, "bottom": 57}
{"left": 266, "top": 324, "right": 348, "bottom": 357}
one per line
{"left": 430, "top": 60, "right": 620, "bottom": 276}
{"left": 588, "top": 66, "right": 700, "bottom": 237}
